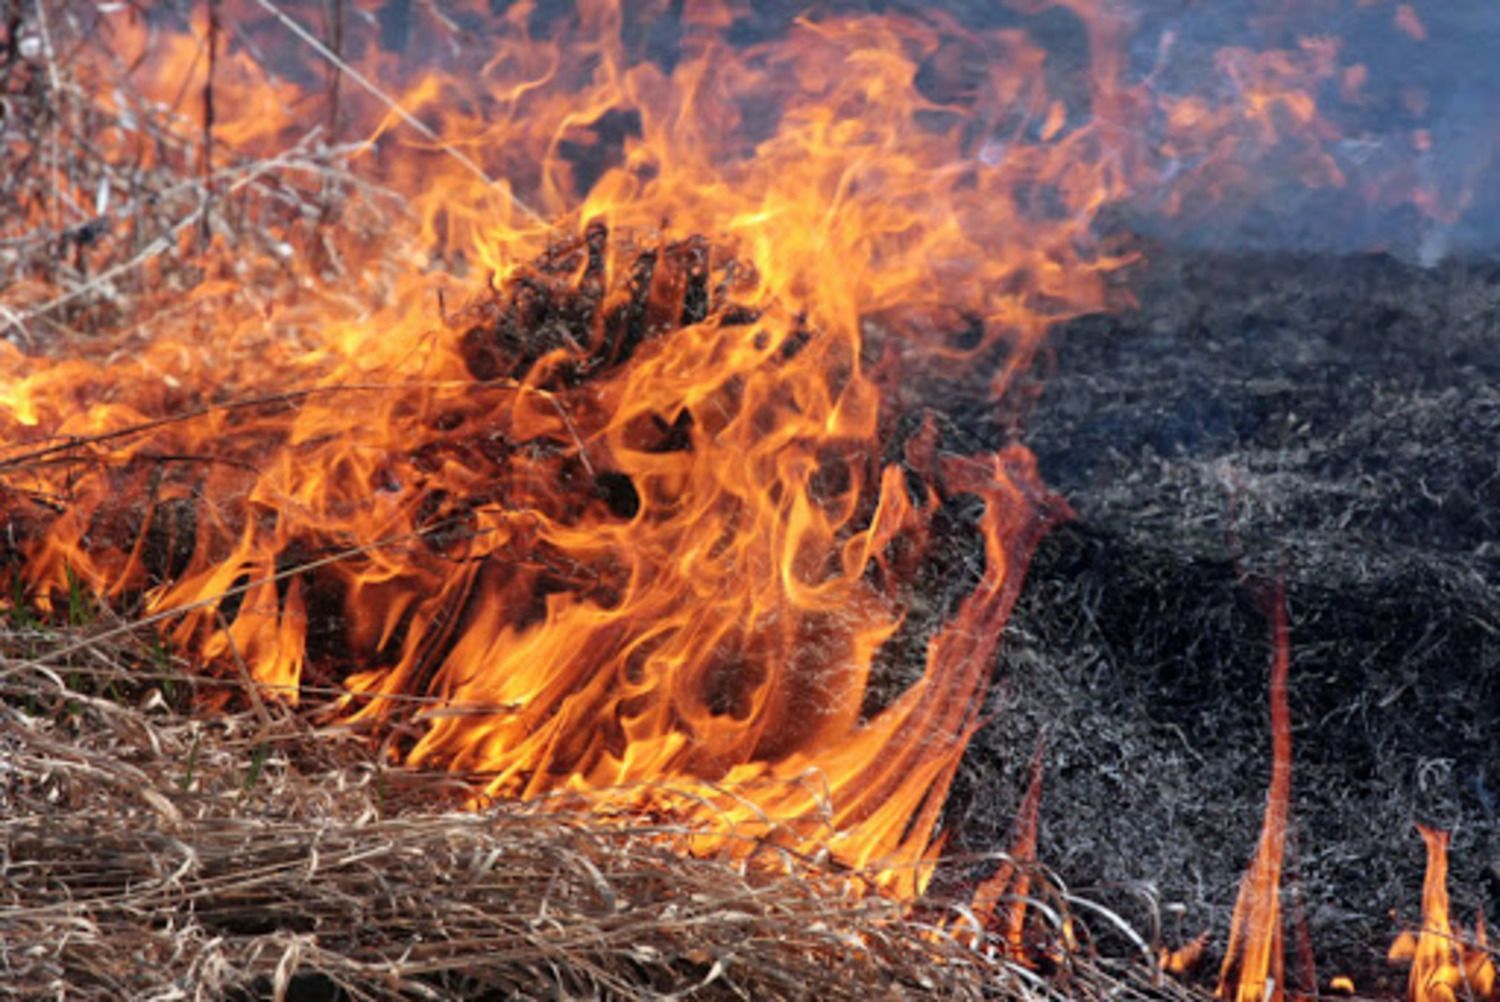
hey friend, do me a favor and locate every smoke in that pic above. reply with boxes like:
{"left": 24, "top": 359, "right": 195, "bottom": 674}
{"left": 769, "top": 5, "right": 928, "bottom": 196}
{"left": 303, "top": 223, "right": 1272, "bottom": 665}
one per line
{"left": 1115, "top": 0, "right": 1500, "bottom": 261}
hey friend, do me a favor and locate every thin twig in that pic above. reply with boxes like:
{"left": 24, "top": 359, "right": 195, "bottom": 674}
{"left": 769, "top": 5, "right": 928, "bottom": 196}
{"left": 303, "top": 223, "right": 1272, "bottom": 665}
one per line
{"left": 200, "top": 0, "right": 220, "bottom": 243}
{"left": 0, "top": 378, "right": 519, "bottom": 472}
{"left": 10, "top": 135, "right": 324, "bottom": 323}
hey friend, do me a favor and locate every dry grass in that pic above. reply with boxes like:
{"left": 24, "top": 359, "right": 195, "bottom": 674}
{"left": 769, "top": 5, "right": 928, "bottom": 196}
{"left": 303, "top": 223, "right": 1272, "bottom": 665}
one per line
{"left": 0, "top": 616, "right": 1211, "bottom": 1001}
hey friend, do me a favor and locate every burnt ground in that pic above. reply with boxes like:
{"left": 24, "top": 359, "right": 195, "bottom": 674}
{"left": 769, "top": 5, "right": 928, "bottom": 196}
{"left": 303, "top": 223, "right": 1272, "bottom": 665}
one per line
{"left": 948, "top": 248, "right": 1500, "bottom": 991}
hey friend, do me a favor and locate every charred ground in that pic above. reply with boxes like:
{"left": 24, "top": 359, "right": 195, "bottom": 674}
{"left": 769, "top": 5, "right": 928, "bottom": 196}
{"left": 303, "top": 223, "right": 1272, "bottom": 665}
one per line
{"left": 945, "top": 247, "right": 1500, "bottom": 990}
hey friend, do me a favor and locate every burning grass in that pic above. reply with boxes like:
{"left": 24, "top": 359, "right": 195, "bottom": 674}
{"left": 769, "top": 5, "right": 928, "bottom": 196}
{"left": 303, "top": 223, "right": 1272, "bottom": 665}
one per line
{"left": 5, "top": 3, "right": 1499, "bottom": 1000}
{"left": 3, "top": 0, "right": 1092, "bottom": 905}
{"left": 0, "top": 9, "right": 1105, "bottom": 994}
{"left": 1, "top": 617, "right": 1208, "bottom": 1002}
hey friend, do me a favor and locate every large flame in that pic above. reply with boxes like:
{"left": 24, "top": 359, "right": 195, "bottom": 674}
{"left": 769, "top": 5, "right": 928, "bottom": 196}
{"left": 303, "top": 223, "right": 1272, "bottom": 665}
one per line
{"left": 1, "top": 1, "right": 1372, "bottom": 897}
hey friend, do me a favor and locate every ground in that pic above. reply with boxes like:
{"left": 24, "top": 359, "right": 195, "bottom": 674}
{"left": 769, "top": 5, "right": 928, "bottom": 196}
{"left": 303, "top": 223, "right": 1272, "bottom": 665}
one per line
{"left": 948, "top": 246, "right": 1500, "bottom": 991}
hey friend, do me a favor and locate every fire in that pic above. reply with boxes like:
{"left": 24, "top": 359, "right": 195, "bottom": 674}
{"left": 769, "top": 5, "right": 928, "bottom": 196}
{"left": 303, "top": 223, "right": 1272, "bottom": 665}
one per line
{"left": 0, "top": 0, "right": 1128, "bottom": 899}
{"left": 1218, "top": 590, "right": 1292, "bottom": 1002}
{"left": 1389, "top": 826, "right": 1498, "bottom": 1002}
{"left": 0, "top": 0, "right": 1387, "bottom": 904}
{"left": 1205, "top": 603, "right": 1499, "bottom": 1002}
{"left": 970, "top": 740, "right": 1047, "bottom": 954}
{"left": 1161, "top": 932, "right": 1211, "bottom": 977}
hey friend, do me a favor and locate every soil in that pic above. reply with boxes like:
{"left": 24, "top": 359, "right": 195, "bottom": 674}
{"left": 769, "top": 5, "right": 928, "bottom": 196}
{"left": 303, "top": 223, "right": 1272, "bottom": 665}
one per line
{"left": 948, "top": 247, "right": 1500, "bottom": 992}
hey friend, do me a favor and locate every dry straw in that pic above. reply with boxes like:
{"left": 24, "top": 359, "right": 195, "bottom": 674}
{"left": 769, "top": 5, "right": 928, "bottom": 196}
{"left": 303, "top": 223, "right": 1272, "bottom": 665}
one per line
{"left": 0, "top": 620, "right": 1193, "bottom": 1001}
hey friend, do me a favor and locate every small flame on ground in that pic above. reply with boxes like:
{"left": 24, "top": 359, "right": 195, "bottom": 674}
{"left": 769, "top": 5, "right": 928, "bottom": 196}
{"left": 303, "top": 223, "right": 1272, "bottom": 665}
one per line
{"left": 1217, "top": 588, "right": 1292, "bottom": 1002}
{"left": 1388, "top": 825, "right": 1498, "bottom": 1002}
{"left": 969, "top": 739, "right": 1047, "bottom": 955}
{"left": 1161, "top": 932, "right": 1211, "bottom": 976}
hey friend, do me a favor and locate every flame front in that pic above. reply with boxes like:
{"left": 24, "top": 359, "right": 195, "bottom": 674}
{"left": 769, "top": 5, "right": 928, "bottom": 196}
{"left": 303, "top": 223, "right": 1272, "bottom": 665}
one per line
{"left": 1, "top": 2, "right": 1372, "bottom": 896}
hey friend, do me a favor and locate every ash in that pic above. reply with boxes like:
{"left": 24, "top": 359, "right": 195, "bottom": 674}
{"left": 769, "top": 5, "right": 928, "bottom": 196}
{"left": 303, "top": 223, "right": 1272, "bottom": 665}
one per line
{"left": 952, "top": 247, "right": 1500, "bottom": 989}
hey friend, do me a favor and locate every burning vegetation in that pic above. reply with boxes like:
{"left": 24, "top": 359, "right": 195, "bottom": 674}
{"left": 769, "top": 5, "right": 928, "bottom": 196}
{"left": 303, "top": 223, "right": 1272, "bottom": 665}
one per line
{"left": 1, "top": 1, "right": 1497, "bottom": 999}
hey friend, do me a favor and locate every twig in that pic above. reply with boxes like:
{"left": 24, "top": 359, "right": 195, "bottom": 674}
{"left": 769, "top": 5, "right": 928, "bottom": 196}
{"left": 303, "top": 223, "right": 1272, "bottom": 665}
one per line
{"left": 200, "top": 0, "right": 220, "bottom": 243}
{"left": 214, "top": 608, "right": 275, "bottom": 734}
{"left": 10, "top": 136, "right": 323, "bottom": 323}
{"left": 28, "top": 0, "right": 67, "bottom": 277}
{"left": 0, "top": 301, "right": 35, "bottom": 348}
{"left": 0, "top": 378, "right": 520, "bottom": 471}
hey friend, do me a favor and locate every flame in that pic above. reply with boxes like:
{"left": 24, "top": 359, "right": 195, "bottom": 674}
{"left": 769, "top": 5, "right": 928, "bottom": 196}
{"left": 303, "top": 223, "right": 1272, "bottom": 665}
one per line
{"left": 1161, "top": 932, "right": 1211, "bottom": 977}
{"left": 0, "top": 1, "right": 1388, "bottom": 900}
{"left": 1217, "top": 590, "right": 1292, "bottom": 1002}
{"left": 1388, "top": 826, "right": 1499, "bottom": 1002}
{"left": 0, "top": 0, "right": 1122, "bottom": 898}
{"left": 970, "top": 739, "right": 1047, "bottom": 954}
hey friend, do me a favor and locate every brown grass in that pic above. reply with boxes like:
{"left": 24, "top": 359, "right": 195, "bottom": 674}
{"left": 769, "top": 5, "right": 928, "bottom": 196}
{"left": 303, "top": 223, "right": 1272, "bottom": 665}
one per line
{"left": 0, "top": 618, "right": 1206, "bottom": 1001}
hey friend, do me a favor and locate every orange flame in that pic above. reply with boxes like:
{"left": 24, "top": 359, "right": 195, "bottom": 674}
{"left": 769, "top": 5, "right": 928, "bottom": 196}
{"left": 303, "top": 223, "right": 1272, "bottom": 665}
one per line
{"left": 970, "top": 739, "right": 1047, "bottom": 954}
{"left": 1217, "top": 590, "right": 1292, "bottom": 1002}
{"left": 0, "top": 0, "right": 1121, "bottom": 898}
{"left": 1389, "top": 826, "right": 1498, "bottom": 1002}
{"left": 0, "top": 1, "right": 1383, "bottom": 899}
{"left": 1162, "top": 931, "right": 1211, "bottom": 977}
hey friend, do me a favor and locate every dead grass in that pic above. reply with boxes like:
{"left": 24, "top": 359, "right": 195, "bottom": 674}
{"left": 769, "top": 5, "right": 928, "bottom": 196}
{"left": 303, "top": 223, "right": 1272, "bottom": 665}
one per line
{"left": 0, "top": 617, "right": 1215, "bottom": 1001}
{"left": 1, "top": 1, "right": 405, "bottom": 361}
